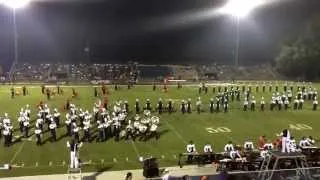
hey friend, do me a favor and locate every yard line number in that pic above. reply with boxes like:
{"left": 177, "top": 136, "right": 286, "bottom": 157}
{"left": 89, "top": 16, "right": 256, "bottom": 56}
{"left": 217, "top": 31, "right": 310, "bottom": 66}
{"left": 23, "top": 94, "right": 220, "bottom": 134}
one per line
{"left": 206, "top": 127, "right": 231, "bottom": 134}
{"left": 289, "top": 124, "right": 312, "bottom": 131}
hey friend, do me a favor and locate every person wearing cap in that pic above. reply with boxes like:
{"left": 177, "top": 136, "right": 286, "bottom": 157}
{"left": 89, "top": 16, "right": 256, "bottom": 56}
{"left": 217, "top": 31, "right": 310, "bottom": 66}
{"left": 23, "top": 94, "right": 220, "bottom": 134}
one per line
{"left": 157, "top": 98, "right": 163, "bottom": 114}
{"left": 181, "top": 100, "right": 186, "bottom": 114}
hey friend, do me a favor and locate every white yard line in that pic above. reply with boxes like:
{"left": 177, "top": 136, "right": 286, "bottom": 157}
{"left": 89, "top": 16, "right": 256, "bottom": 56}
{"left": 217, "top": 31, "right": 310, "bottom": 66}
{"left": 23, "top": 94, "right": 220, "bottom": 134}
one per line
{"left": 10, "top": 141, "right": 26, "bottom": 164}
{"left": 163, "top": 120, "right": 188, "bottom": 145}
{"left": 130, "top": 140, "right": 140, "bottom": 158}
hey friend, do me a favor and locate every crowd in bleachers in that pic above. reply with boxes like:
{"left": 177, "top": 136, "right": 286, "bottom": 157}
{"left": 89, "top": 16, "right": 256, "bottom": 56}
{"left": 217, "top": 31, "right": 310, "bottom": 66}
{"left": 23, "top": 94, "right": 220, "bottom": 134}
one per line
{"left": 10, "top": 62, "right": 139, "bottom": 83}
{"left": 196, "top": 63, "right": 278, "bottom": 80}
{"left": 7, "top": 62, "right": 280, "bottom": 82}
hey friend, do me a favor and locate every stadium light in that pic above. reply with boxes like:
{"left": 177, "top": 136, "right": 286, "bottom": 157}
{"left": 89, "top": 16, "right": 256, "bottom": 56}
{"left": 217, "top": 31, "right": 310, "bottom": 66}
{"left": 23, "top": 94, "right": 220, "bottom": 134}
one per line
{"left": 219, "top": 0, "right": 264, "bottom": 18}
{"left": 1, "top": 0, "right": 30, "bottom": 9}
{"left": 218, "top": 0, "right": 264, "bottom": 67}
{"left": 1, "top": 0, "right": 30, "bottom": 81}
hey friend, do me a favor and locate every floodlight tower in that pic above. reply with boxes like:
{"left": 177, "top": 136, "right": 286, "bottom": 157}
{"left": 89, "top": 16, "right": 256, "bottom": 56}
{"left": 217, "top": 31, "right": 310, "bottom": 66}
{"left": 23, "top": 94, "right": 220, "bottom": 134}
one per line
{"left": 1, "top": 0, "right": 30, "bottom": 80}
{"left": 220, "top": 0, "right": 263, "bottom": 67}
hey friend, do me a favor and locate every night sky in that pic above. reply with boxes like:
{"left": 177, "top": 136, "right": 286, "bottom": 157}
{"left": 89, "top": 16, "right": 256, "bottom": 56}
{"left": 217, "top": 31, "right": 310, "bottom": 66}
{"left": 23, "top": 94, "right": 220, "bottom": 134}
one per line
{"left": 0, "top": 0, "right": 319, "bottom": 68}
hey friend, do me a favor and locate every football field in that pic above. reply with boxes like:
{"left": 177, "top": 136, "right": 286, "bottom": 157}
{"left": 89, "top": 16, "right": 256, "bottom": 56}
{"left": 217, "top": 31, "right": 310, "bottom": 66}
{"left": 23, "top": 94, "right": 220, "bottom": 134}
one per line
{"left": 0, "top": 83, "right": 319, "bottom": 177}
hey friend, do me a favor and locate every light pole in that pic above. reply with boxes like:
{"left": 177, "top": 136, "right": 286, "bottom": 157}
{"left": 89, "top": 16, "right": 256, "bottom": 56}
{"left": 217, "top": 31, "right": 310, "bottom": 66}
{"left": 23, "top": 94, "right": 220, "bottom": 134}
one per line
{"left": 1, "top": 0, "right": 30, "bottom": 80}
{"left": 234, "top": 15, "right": 240, "bottom": 68}
{"left": 219, "top": 0, "right": 264, "bottom": 67}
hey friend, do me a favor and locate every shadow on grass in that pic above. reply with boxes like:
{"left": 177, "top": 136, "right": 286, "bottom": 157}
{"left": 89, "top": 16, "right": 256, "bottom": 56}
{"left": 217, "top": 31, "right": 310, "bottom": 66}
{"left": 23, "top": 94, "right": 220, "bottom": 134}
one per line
{"left": 82, "top": 164, "right": 113, "bottom": 180}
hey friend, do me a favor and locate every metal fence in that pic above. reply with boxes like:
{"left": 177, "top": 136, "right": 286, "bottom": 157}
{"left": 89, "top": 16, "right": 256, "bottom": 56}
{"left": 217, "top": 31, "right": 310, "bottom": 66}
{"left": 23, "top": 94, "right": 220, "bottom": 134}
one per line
{"left": 145, "top": 167, "right": 320, "bottom": 180}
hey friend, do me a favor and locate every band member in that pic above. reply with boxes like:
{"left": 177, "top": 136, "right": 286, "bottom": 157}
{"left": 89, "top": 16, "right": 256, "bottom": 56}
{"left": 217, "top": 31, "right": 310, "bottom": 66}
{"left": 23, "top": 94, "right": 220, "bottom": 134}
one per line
{"left": 223, "top": 100, "right": 228, "bottom": 113}
{"left": 22, "top": 86, "right": 27, "bottom": 96}
{"left": 298, "top": 98, "right": 304, "bottom": 110}
{"left": 299, "top": 136, "right": 311, "bottom": 148}
{"left": 313, "top": 97, "right": 318, "bottom": 111}
{"left": 287, "top": 90, "right": 293, "bottom": 102}
{"left": 186, "top": 141, "right": 197, "bottom": 162}
{"left": 145, "top": 99, "right": 152, "bottom": 111}
{"left": 203, "top": 143, "right": 213, "bottom": 153}
{"left": 198, "top": 83, "right": 202, "bottom": 94}
{"left": 250, "top": 96, "right": 256, "bottom": 111}
{"left": 94, "top": 87, "right": 98, "bottom": 97}
{"left": 41, "top": 85, "right": 45, "bottom": 94}
{"left": 96, "top": 121, "right": 104, "bottom": 142}
{"left": 57, "top": 85, "right": 61, "bottom": 95}
{"left": 49, "top": 121, "right": 57, "bottom": 142}
{"left": 23, "top": 119, "right": 30, "bottom": 138}
{"left": 83, "top": 119, "right": 91, "bottom": 142}
{"left": 284, "top": 97, "right": 289, "bottom": 110}
{"left": 187, "top": 99, "right": 192, "bottom": 113}
{"left": 209, "top": 98, "right": 214, "bottom": 113}
{"left": 167, "top": 99, "right": 173, "bottom": 114}
{"left": 224, "top": 141, "right": 234, "bottom": 152}
{"left": 67, "top": 140, "right": 83, "bottom": 169}
{"left": 46, "top": 88, "right": 51, "bottom": 100}
{"left": 293, "top": 97, "right": 299, "bottom": 110}
{"left": 35, "top": 128, "right": 42, "bottom": 145}
{"left": 135, "top": 99, "right": 140, "bottom": 114}
{"left": 260, "top": 97, "right": 265, "bottom": 111}
{"left": 244, "top": 141, "right": 254, "bottom": 151}
{"left": 125, "top": 122, "right": 135, "bottom": 141}
{"left": 65, "top": 114, "right": 72, "bottom": 136}
{"left": 181, "top": 100, "right": 186, "bottom": 114}
{"left": 229, "top": 148, "right": 242, "bottom": 160}
{"left": 196, "top": 97, "right": 201, "bottom": 114}
{"left": 281, "top": 129, "right": 290, "bottom": 153}
{"left": 72, "top": 123, "right": 80, "bottom": 142}
{"left": 101, "top": 84, "right": 107, "bottom": 95}
{"left": 157, "top": 98, "right": 163, "bottom": 114}
{"left": 243, "top": 98, "right": 248, "bottom": 111}
{"left": 150, "top": 123, "right": 159, "bottom": 140}
{"left": 11, "top": 87, "right": 14, "bottom": 99}
{"left": 153, "top": 82, "right": 156, "bottom": 91}
{"left": 216, "top": 97, "right": 220, "bottom": 112}
{"left": 53, "top": 108, "right": 60, "bottom": 127}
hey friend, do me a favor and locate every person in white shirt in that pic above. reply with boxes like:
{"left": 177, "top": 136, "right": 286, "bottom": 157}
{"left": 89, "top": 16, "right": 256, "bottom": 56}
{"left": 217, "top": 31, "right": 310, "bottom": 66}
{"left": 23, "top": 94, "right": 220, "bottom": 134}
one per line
{"left": 299, "top": 137, "right": 311, "bottom": 149}
{"left": 229, "top": 149, "right": 242, "bottom": 160}
{"left": 186, "top": 141, "right": 197, "bottom": 162}
{"left": 203, "top": 143, "right": 213, "bottom": 153}
{"left": 260, "top": 97, "right": 265, "bottom": 111}
{"left": 244, "top": 141, "right": 254, "bottom": 151}
{"left": 224, "top": 141, "right": 234, "bottom": 152}
{"left": 67, "top": 140, "right": 83, "bottom": 169}
{"left": 263, "top": 143, "right": 274, "bottom": 151}
{"left": 313, "top": 97, "right": 318, "bottom": 111}
{"left": 150, "top": 123, "right": 159, "bottom": 140}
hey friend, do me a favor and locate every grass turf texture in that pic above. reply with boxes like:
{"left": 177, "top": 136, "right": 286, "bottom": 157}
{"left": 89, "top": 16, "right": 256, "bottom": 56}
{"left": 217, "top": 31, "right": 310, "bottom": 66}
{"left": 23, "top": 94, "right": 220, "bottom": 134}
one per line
{"left": 0, "top": 84, "right": 319, "bottom": 177}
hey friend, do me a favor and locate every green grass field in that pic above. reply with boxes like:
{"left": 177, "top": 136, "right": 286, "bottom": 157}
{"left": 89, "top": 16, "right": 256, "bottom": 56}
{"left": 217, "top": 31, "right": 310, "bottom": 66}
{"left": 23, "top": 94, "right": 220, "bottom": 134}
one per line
{"left": 0, "top": 83, "right": 319, "bottom": 177}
